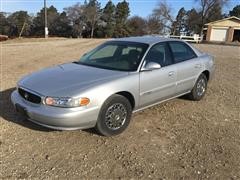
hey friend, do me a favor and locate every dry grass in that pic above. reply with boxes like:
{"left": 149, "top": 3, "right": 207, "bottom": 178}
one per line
{"left": 1, "top": 39, "right": 240, "bottom": 179}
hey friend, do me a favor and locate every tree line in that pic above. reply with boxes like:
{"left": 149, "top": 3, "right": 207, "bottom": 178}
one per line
{"left": 0, "top": 0, "right": 239, "bottom": 38}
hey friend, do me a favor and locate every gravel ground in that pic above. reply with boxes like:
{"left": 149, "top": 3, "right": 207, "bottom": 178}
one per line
{"left": 0, "top": 39, "right": 240, "bottom": 179}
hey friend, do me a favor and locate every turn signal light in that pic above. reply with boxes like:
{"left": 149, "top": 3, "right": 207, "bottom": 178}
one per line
{"left": 80, "top": 98, "right": 90, "bottom": 106}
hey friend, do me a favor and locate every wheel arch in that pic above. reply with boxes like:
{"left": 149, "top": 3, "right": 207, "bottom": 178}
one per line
{"left": 115, "top": 91, "right": 135, "bottom": 109}
{"left": 201, "top": 70, "right": 210, "bottom": 81}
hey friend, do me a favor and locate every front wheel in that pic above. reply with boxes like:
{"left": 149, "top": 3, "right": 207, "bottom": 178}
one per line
{"left": 188, "top": 74, "right": 208, "bottom": 101}
{"left": 95, "top": 94, "right": 132, "bottom": 136}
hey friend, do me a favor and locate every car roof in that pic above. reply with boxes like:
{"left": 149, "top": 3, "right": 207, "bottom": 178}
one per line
{"left": 112, "top": 36, "right": 182, "bottom": 45}
{"left": 111, "top": 36, "right": 203, "bottom": 57}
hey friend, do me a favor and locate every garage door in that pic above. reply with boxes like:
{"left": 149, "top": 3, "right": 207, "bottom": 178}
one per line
{"left": 210, "top": 28, "right": 227, "bottom": 41}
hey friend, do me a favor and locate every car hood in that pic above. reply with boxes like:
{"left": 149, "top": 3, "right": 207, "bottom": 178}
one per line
{"left": 19, "top": 63, "right": 128, "bottom": 96}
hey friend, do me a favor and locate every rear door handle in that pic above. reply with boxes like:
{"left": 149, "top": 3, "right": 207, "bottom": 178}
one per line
{"left": 195, "top": 64, "right": 202, "bottom": 68}
{"left": 168, "top": 71, "right": 175, "bottom": 76}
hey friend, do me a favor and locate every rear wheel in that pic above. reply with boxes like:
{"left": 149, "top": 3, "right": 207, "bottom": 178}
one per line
{"left": 95, "top": 94, "right": 132, "bottom": 136}
{"left": 188, "top": 73, "right": 208, "bottom": 101}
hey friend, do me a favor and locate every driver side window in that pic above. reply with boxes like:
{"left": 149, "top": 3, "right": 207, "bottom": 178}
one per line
{"left": 145, "top": 43, "right": 173, "bottom": 67}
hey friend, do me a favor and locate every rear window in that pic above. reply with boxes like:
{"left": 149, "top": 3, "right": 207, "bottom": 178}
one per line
{"left": 169, "top": 42, "right": 197, "bottom": 63}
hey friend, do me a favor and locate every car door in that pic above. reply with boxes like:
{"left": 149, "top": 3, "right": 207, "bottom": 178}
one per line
{"left": 139, "top": 42, "right": 177, "bottom": 108}
{"left": 168, "top": 41, "right": 202, "bottom": 95}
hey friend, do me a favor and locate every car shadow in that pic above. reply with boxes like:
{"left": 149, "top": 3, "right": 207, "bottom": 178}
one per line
{"left": 0, "top": 88, "right": 55, "bottom": 132}
{"left": 178, "top": 94, "right": 192, "bottom": 101}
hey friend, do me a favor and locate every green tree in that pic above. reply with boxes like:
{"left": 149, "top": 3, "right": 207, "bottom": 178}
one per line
{"left": 229, "top": 5, "right": 240, "bottom": 18}
{"left": 127, "top": 16, "right": 147, "bottom": 36}
{"left": 101, "top": 0, "right": 115, "bottom": 37}
{"left": 7, "top": 11, "right": 31, "bottom": 37}
{"left": 114, "top": 0, "right": 130, "bottom": 37}
{"left": 53, "top": 12, "right": 72, "bottom": 37}
{"left": 32, "top": 5, "right": 59, "bottom": 36}
{"left": 0, "top": 12, "right": 10, "bottom": 35}
{"left": 173, "top": 7, "right": 187, "bottom": 35}
{"left": 185, "top": 8, "right": 201, "bottom": 34}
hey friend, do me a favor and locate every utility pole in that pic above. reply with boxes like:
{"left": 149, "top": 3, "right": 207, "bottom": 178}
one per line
{"left": 44, "top": 0, "right": 48, "bottom": 38}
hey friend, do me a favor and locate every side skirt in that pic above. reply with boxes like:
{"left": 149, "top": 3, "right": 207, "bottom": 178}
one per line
{"left": 133, "top": 91, "right": 191, "bottom": 113}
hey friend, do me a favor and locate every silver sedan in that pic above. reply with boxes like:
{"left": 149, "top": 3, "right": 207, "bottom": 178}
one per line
{"left": 11, "top": 37, "right": 215, "bottom": 136}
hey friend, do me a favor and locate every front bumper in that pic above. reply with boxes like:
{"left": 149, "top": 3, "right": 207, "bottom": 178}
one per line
{"left": 11, "top": 90, "right": 99, "bottom": 130}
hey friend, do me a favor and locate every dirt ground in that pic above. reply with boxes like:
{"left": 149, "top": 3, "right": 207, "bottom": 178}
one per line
{"left": 0, "top": 39, "right": 240, "bottom": 179}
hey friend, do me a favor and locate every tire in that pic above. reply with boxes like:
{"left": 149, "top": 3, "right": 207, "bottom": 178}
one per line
{"left": 95, "top": 94, "right": 132, "bottom": 136}
{"left": 188, "top": 73, "right": 208, "bottom": 101}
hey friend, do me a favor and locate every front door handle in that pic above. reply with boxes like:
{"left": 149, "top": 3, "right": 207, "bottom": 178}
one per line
{"left": 168, "top": 71, "right": 175, "bottom": 76}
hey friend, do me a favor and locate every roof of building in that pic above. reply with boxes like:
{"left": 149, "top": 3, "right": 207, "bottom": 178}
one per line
{"left": 205, "top": 16, "right": 240, "bottom": 26}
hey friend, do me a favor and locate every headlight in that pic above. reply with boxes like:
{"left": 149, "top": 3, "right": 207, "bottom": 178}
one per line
{"left": 44, "top": 97, "right": 90, "bottom": 108}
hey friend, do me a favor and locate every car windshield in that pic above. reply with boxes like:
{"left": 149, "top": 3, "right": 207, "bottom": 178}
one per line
{"left": 77, "top": 41, "right": 149, "bottom": 71}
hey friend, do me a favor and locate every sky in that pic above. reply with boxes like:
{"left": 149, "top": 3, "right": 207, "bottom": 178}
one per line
{"left": 1, "top": 0, "right": 239, "bottom": 17}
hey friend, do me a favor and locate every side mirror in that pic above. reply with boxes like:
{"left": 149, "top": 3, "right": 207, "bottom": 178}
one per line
{"left": 142, "top": 62, "right": 161, "bottom": 71}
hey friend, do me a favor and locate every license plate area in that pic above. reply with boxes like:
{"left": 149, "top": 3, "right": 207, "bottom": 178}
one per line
{"left": 15, "top": 103, "right": 28, "bottom": 118}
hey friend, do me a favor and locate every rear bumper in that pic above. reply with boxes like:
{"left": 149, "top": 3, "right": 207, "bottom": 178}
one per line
{"left": 11, "top": 90, "right": 100, "bottom": 130}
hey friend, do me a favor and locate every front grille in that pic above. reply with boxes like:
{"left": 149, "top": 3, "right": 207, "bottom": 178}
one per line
{"left": 18, "top": 88, "right": 41, "bottom": 104}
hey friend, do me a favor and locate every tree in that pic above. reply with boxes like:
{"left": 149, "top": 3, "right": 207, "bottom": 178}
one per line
{"left": 173, "top": 7, "right": 187, "bottom": 35}
{"left": 145, "top": 15, "right": 163, "bottom": 34}
{"left": 64, "top": 3, "right": 85, "bottom": 37}
{"left": 84, "top": 0, "right": 101, "bottom": 38}
{"left": 47, "top": 6, "right": 61, "bottom": 36}
{"left": 152, "top": 0, "right": 174, "bottom": 34}
{"left": 206, "top": 2, "right": 223, "bottom": 22}
{"left": 32, "top": 5, "right": 59, "bottom": 36}
{"left": 229, "top": 5, "right": 240, "bottom": 18}
{"left": 195, "top": 0, "right": 229, "bottom": 34}
{"left": 127, "top": 16, "right": 147, "bottom": 36}
{"left": 0, "top": 12, "right": 10, "bottom": 35}
{"left": 53, "top": 12, "right": 72, "bottom": 37}
{"left": 114, "top": 0, "right": 130, "bottom": 37}
{"left": 7, "top": 11, "right": 31, "bottom": 37}
{"left": 185, "top": 8, "right": 202, "bottom": 34}
{"left": 101, "top": 0, "right": 115, "bottom": 37}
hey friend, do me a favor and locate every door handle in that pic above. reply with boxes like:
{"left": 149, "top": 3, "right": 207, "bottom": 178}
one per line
{"left": 168, "top": 71, "right": 175, "bottom": 76}
{"left": 195, "top": 64, "right": 202, "bottom": 68}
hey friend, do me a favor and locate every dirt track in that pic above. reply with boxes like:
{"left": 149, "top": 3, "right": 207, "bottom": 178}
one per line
{"left": 1, "top": 39, "right": 240, "bottom": 179}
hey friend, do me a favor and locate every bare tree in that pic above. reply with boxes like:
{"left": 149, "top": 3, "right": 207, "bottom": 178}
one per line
{"left": 64, "top": 3, "right": 85, "bottom": 37}
{"left": 195, "top": 0, "right": 229, "bottom": 34}
{"left": 146, "top": 15, "right": 163, "bottom": 35}
{"left": 127, "top": 16, "right": 147, "bottom": 36}
{"left": 152, "top": 0, "right": 174, "bottom": 34}
{"left": 84, "top": 0, "right": 101, "bottom": 38}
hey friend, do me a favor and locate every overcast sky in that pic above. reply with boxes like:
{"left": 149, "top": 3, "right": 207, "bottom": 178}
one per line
{"left": 1, "top": 0, "right": 239, "bottom": 17}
